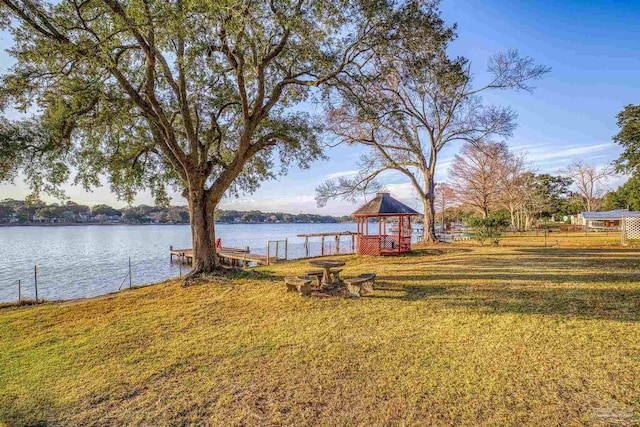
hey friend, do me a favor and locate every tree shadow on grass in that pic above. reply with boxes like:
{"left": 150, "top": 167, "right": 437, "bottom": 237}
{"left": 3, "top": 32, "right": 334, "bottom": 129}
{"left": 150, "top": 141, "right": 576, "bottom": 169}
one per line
{"left": 382, "top": 271, "right": 640, "bottom": 284}
{"left": 516, "top": 248, "right": 640, "bottom": 255}
{"left": 369, "top": 247, "right": 640, "bottom": 322}
{"left": 369, "top": 283, "right": 640, "bottom": 322}
{"left": 408, "top": 247, "right": 473, "bottom": 256}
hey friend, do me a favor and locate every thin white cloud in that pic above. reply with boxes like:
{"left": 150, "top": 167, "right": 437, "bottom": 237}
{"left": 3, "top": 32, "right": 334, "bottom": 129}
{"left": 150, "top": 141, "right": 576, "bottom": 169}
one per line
{"left": 323, "top": 170, "right": 359, "bottom": 180}
{"left": 527, "top": 143, "right": 613, "bottom": 163}
{"left": 512, "top": 142, "right": 550, "bottom": 151}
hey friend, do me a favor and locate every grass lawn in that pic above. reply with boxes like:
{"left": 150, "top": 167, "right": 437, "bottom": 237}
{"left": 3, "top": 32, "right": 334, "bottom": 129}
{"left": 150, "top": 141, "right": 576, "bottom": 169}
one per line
{"left": 1, "top": 241, "right": 640, "bottom": 426}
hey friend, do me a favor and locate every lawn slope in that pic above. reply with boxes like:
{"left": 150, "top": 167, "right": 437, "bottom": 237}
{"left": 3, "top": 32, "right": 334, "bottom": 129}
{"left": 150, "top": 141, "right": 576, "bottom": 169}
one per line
{"left": 1, "top": 244, "right": 639, "bottom": 426}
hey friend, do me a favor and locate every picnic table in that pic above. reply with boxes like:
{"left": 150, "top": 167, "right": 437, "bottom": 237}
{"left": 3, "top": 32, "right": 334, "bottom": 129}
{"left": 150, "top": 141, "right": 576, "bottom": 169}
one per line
{"left": 308, "top": 259, "right": 346, "bottom": 285}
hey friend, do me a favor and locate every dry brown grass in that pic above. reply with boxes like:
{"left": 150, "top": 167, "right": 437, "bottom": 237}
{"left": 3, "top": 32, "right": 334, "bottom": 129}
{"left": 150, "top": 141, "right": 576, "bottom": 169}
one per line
{"left": 1, "top": 241, "right": 639, "bottom": 426}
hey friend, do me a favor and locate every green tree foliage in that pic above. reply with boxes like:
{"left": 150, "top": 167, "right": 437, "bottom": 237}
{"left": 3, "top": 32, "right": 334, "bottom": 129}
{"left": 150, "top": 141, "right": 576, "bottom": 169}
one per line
{"left": 533, "top": 174, "right": 573, "bottom": 217}
{"left": 35, "top": 204, "right": 65, "bottom": 221}
{"left": 466, "top": 214, "right": 510, "bottom": 246}
{"left": 0, "top": 0, "right": 401, "bottom": 276}
{"left": 90, "top": 204, "right": 122, "bottom": 217}
{"left": 0, "top": 118, "right": 69, "bottom": 199}
{"left": 65, "top": 201, "right": 90, "bottom": 215}
{"left": 602, "top": 174, "right": 640, "bottom": 211}
{"left": 121, "top": 207, "right": 148, "bottom": 223}
{"left": 613, "top": 105, "right": 640, "bottom": 174}
{"left": 0, "top": 199, "right": 19, "bottom": 221}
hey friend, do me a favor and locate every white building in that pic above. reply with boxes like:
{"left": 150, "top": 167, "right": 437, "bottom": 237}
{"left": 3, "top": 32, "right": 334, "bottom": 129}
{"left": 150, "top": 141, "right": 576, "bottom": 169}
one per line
{"left": 575, "top": 210, "right": 640, "bottom": 231}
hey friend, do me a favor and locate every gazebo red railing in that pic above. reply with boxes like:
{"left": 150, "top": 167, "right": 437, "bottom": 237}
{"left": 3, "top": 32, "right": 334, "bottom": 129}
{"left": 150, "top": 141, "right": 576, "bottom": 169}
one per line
{"left": 352, "top": 193, "right": 418, "bottom": 256}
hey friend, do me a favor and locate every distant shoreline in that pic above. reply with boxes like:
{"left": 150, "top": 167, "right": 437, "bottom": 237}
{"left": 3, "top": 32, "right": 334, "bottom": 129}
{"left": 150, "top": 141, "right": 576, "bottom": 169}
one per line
{"left": 0, "top": 221, "right": 353, "bottom": 227}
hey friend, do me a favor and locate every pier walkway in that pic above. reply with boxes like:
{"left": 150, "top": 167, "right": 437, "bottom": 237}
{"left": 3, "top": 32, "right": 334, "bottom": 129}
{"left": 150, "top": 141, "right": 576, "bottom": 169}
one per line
{"left": 170, "top": 247, "right": 284, "bottom": 266}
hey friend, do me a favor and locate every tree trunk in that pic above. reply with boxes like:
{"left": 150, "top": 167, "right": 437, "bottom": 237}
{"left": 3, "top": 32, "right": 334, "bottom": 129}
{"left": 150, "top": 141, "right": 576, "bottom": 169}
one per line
{"left": 418, "top": 164, "right": 438, "bottom": 243}
{"left": 509, "top": 208, "right": 516, "bottom": 231}
{"left": 422, "top": 207, "right": 438, "bottom": 243}
{"left": 421, "top": 194, "right": 437, "bottom": 243}
{"left": 525, "top": 213, "right": 533, "bottom": 230}
{"left": 186, "top": 188, "right": 218, "bottom": 281}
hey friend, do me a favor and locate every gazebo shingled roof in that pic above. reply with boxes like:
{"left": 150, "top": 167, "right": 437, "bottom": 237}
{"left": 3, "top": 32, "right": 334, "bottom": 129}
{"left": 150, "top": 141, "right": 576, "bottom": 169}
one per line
{"left": 351, "top": 192, "right": 419, "bottom": 217}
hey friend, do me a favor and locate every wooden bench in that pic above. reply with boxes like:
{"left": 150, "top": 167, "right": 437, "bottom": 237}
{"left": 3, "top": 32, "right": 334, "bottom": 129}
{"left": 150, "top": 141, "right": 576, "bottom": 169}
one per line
{"left": 304, "top": 271, "right": 324, "bottom": 287}
{"left": 343, "top": 273, "right": 376, "bottom": 297}
{"left": 284, "top": 276, "right": 312, "bottom": 296}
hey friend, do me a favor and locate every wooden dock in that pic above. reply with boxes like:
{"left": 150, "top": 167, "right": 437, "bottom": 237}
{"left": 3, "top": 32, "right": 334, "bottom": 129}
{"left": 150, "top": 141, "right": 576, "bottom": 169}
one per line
{"left": 170, "top": 246, "right": 283, "bottom": 266}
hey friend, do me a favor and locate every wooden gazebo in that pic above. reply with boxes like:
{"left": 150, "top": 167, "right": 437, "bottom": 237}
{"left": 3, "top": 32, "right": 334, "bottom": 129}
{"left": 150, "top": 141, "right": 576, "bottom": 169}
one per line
{"left": 352, "top": 192, "right": 419, "bottom": 256}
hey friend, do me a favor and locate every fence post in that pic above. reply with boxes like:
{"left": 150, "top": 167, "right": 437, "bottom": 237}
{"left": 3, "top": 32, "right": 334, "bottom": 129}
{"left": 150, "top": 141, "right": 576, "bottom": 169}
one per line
{"left": 34, "top": 265, "right": 38, "bottom": 302}
{"left": 129, "top": 257, "right": 132, "bottom": 289}
{"left": 276, "top": 240, "right": 279, "bottom": 260}
{"left": 284, "top": 238, "right": 288, "bottom": 260}
{"left": 18, "top": 279, "right": 21, "bottom": 301}
{"left": 179, "top": 260, "right": 182, "bottom": 277}
{"left": 266, "top": 242, "right": 270, "bottom": 266}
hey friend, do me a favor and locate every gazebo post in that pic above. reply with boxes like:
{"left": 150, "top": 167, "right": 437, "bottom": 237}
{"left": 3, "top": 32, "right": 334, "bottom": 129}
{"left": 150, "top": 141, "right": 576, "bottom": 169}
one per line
{"left": 378, "top": 217, "right": 382, "bottom": 253}
{"left": 398, "top": 215, "right": 402, "bottom": 254}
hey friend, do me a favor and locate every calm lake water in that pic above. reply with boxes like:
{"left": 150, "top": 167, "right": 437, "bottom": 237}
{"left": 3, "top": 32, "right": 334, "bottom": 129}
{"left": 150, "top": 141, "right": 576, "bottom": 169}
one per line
{"left": 0, "top": 223, "right": 366, "bottom": 303}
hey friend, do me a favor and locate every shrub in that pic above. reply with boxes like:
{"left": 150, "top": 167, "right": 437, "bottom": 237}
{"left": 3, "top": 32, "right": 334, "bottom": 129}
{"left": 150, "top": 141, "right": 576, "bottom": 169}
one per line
{"left": 467, "top": 216, "right": 510, "bottom": 246}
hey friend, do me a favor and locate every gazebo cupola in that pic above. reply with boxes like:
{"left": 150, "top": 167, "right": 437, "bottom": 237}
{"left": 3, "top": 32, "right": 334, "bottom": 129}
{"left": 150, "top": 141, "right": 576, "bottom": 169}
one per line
{"left": 351, "top": 192, "right": 419, "bottom": 256}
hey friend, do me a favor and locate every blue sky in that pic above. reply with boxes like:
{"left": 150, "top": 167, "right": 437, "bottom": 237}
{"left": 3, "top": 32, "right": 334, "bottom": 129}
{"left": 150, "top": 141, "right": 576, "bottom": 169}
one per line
{"left": 1, "top": 0, "right": 639, "bottom": 215}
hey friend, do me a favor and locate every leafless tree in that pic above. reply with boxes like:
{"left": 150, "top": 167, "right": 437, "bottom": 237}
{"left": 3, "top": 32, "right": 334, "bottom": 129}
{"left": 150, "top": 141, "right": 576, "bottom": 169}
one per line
{"left": 315, "top": 4, "right": 550, "bottom": 242}
{"left": 434, "top": 182, "right": 456, "bottom": 231}
{"left": 449, "top": 141, "right": 510, "bottom": 218}
{"left": 563, "top": 160, "right": 614, "bottom": 212}
{"left": 515, "top": 172, "right": 543, "bottom": 230}
{"left": 496, "top": 151, "right": 531, "bottom": 230}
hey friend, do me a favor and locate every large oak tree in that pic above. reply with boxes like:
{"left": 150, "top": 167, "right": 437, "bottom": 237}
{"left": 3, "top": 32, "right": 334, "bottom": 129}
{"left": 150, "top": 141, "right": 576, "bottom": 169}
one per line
{"left": 0, "top": 0, "right": 402, "bottom": 277}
